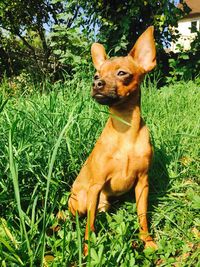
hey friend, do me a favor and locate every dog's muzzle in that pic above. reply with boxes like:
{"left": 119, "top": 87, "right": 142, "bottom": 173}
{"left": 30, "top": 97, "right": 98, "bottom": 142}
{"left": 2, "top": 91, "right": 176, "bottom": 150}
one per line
{"left": 92, "top": 79, "right": 120, "bottom": 106}
{"left": 93, "top": 93, "right": 120, "bottom": 105}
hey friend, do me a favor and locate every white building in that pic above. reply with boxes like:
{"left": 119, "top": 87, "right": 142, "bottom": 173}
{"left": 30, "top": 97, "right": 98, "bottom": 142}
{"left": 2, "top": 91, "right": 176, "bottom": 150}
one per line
{"left": 171, "top": 0, "right": 200, "bottom": 52}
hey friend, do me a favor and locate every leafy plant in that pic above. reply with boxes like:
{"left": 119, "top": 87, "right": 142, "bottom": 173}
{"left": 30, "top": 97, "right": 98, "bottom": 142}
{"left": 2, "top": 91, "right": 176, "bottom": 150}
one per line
{"left": 166, "top": 32, "right": 200, "bottom": 83}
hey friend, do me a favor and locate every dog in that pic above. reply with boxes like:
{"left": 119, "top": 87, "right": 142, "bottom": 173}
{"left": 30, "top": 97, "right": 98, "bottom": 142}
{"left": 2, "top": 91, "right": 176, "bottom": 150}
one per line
{"left": 68, "top": 26, "right": 157, "bottom": 255}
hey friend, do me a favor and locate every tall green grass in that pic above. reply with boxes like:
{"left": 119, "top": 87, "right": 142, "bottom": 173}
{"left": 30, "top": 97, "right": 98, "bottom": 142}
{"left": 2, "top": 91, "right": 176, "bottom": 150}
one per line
{"left": 0, "top": 75, "right": 199, "bottom": 266}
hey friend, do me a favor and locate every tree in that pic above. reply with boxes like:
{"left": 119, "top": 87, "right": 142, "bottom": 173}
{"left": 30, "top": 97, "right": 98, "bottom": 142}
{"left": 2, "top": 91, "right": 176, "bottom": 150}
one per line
{"left": 0, "top": 0, "right": 193, "bottom": 83}
{"left": 81, "top": 1, "right": 189, "bottom": 53}
{"left": 0, "top": 0, "right": 64, "bottom": 79}
{"left": 80, "top": 0, "right": 191, "bottom": 84}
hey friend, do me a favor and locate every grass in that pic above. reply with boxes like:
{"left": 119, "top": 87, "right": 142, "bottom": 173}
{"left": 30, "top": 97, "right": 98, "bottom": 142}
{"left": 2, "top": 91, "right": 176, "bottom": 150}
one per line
{"left": 0, "top": 74, "right": 199, "bottom": 266}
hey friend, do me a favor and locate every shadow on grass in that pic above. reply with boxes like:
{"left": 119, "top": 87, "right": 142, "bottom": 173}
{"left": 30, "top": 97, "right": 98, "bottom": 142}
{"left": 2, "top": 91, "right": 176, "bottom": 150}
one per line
{"left": 148, "top": 145, "right": 170, "bottom": 229}
{"left": 149, "top": 144, "right": 170, "bottom": 208}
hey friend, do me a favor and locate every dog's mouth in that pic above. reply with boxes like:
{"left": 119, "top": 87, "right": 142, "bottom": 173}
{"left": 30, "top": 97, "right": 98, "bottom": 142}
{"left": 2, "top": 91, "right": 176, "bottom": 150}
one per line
{"left": 92, "top": 93, "right": 120, "bottom": 106}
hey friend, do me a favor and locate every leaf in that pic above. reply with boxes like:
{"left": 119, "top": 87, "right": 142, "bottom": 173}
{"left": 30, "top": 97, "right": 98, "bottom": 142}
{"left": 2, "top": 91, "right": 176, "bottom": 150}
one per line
{"left": 181, "top": 54, "right": 189, "bottom": 60}
{"left": 191, "top": 195, "right": 200, "bottom": 210}
{"left": 0, "top": 98, "right": 8, "bottom": 113}
{"left": 0, "top": 218, "right": 18, "bottom": 248}
{"left": 53, "top": 49, "right": 62, "bottom": 55}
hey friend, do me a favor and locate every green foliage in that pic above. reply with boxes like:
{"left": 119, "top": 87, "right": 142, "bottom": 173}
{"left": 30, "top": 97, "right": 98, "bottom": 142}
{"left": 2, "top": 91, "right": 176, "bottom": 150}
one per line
{"left": 50, "top": 24, "right": 91, "bottom": 72}
{"left": 167, "top": 32, "right": 200, "bottom": 83}
{"left": 0, "top": 75, "right": 199, "bottom": 265}
{"left": 0, "top": 0, "right": 64, "bottom": 79}
{"left": 83, "top": 0, "right": 190, "bottom": 55}
{"left": 0, "top": 0, "right": 196, "bottom": 84}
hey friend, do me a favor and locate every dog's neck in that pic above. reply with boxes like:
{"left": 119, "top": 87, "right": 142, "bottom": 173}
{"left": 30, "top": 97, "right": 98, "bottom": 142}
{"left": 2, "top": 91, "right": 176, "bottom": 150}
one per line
{"left": 109, "top": 90, "right": 142, "bottom": 134}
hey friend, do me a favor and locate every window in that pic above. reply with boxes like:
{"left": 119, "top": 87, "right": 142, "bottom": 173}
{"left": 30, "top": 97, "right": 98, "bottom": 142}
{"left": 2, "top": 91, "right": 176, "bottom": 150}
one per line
{"left": 191, "top": 21, "right": 197, "bottom": 33}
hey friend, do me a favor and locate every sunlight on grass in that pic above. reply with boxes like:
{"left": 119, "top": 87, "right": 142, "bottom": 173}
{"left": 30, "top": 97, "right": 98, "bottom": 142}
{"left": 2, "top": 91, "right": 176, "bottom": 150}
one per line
{"left": 0, "top": 76, "right": 199, "bottom": 266}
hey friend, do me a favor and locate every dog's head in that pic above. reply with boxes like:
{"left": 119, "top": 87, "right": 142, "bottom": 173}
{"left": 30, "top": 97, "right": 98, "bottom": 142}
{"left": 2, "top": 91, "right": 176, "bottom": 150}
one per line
{"left": 91, "top": 26, "right": 156, "bottom": 106}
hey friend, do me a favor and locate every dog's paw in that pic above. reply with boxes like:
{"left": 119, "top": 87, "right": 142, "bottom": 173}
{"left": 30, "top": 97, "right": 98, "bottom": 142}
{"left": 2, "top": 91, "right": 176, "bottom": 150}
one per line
{"left": 83, "top": 243, "right": 88, "bottom": 256}
{"left": 144, "top": 240, "right": 158, "bottom": 250}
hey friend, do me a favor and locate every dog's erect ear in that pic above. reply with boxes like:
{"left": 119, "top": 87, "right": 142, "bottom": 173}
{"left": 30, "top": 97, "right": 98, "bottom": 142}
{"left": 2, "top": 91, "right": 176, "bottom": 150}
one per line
{"left": 129, "top": 26, "right": 156, "bottom": 73}
{"left": 91, "top": 43, "right": 107, "bottom": 71}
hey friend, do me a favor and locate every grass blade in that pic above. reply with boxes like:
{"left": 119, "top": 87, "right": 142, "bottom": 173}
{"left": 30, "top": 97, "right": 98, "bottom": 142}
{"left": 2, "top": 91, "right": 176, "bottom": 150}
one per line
{"left": 8, "top": 126, "right": 33, "bottom": 266}
{"left": 76, "top": 211, "right": 82, "bottom": 266}
{"left": 40, "top": 113, "right": 76, "bottom": 266}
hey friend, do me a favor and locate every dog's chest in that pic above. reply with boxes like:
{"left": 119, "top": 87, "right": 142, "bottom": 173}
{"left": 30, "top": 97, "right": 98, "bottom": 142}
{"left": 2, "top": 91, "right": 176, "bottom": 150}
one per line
{"left": 103, "top": 143, "right": 148, "bottom": 196}
{"left": 92, "top": 126, "right": 152, "bottom": 196}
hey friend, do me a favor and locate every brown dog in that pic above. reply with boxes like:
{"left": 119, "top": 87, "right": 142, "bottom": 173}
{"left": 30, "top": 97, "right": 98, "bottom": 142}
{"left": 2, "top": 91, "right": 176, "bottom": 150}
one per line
{"left": 68, "top": 26, "right": 157, "bottom": 254}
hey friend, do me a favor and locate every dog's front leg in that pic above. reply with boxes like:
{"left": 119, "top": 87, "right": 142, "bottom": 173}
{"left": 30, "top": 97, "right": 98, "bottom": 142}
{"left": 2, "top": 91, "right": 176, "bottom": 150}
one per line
{"left": 84, "top": 183, "right": 103, "bottom": 256}
{"left": 135, "top": 173, "right": 157, "bottom": 249}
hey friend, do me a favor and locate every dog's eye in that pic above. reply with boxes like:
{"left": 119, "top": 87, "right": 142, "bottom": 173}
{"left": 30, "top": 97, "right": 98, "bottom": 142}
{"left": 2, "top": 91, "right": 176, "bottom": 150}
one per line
{"left": 94, "top": 74, "right": 99, "bottom": 80}
{"left": 117, "top": 71, "right": 127, "bottom": 76}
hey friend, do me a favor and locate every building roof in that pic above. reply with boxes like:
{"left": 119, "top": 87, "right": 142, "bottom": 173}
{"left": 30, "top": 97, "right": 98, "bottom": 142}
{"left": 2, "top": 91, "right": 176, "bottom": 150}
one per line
{"left": 179, "top": 0, "right": 200, "bottom": 19}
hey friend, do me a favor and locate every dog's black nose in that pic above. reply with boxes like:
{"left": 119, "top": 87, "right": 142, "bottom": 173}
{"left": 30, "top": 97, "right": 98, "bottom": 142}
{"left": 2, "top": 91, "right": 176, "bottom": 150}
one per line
{"left": 93, "top": 79, "right": 105, "bottom": 90}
